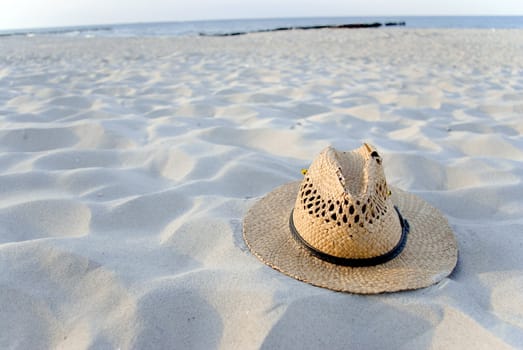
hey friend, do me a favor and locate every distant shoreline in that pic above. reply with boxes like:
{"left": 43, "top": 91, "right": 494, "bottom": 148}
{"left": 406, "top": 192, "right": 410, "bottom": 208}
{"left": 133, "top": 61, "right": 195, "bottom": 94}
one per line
{"left": 1, "top": 16, "right": 522, "bottom": 38}
{"left": 199, "top": 21, "right": 406, "bottom": 37}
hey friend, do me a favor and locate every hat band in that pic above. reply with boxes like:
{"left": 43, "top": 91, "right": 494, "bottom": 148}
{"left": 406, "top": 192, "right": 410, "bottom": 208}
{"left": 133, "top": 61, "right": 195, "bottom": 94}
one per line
{"left": 289, "top": 206, "right": 409, "bottom": 267}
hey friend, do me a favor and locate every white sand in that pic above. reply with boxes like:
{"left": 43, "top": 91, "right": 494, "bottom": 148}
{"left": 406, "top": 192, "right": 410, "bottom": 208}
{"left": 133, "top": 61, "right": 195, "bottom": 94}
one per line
{"left": 1, "top": 29, "right": 523, "bottom": 349}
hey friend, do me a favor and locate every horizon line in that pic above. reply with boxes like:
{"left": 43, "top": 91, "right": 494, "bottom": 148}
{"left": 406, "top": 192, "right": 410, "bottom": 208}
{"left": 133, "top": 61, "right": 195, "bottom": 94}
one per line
{"left": 1, "top": 14, "right": 521, "bottom": 33}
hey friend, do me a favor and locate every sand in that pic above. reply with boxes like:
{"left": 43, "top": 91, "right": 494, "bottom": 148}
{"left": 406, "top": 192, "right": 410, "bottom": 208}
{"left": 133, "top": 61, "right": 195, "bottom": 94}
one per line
{"left": 0, "top": 29, "right": 522, "bottom": 349}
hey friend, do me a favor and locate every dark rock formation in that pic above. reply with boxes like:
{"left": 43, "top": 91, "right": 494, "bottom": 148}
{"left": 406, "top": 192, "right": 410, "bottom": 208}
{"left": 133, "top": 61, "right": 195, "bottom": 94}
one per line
{"left": 200, "top": 22, "right": 405, "bottom": 37}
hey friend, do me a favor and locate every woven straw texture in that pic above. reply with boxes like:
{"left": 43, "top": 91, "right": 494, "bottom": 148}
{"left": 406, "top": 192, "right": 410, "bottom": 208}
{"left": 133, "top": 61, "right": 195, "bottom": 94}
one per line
{"left": 293, "top": 145, "right": 403, "bottom": 259}
{"left": 243, "top": 181, "right": 458, "bottom": 294}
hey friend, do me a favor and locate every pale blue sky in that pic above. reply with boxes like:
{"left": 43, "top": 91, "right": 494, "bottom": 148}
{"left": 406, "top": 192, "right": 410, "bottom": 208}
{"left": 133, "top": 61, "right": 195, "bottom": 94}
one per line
{"left": 2, "top": 0, "right": 522, "bottom": 31}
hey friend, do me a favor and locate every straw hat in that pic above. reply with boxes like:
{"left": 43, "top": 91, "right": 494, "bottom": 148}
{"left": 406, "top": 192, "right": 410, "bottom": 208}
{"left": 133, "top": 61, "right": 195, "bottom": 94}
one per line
{"left": 243, "top": 144, "right": 458, "bottom": 294}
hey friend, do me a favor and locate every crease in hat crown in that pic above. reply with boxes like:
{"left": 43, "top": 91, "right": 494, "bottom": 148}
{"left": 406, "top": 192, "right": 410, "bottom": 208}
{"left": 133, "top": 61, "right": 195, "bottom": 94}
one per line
{"left": 292, "top": 143, "right": 404, "bottom": 260}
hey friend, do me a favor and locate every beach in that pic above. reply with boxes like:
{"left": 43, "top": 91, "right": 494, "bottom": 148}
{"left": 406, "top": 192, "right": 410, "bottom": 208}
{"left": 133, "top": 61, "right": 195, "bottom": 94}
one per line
{"left": 1, "top": 29, "right": 523, "bottom": 348}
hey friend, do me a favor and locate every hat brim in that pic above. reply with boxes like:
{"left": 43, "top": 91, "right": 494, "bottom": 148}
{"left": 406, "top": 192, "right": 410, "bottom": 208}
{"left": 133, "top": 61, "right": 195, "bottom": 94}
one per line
{"left": 243, "top": 181, "right": 458, "bottom": 294}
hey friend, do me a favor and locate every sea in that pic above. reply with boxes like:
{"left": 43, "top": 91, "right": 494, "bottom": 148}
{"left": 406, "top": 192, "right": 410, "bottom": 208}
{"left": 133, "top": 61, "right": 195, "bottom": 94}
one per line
{"left": 1, "top": 16, "right": 523, "bottom": 38}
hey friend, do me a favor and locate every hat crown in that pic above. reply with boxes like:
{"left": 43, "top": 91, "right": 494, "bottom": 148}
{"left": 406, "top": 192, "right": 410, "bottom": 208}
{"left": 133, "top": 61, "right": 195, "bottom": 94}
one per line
{"left": 293, "top": 144, "right": 403, "bottom": 259}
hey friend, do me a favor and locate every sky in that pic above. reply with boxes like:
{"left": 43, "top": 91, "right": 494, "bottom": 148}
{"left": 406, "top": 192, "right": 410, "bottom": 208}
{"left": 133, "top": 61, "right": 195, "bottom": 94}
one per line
{"left": 2, "top": 0, "right": 523, "bottom": 31}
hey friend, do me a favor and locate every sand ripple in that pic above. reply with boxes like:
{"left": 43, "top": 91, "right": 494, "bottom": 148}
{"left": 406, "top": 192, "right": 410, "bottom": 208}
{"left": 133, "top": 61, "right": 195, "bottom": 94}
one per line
{"left": 0, "top": 30, "right": 522, "bottom": 348}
